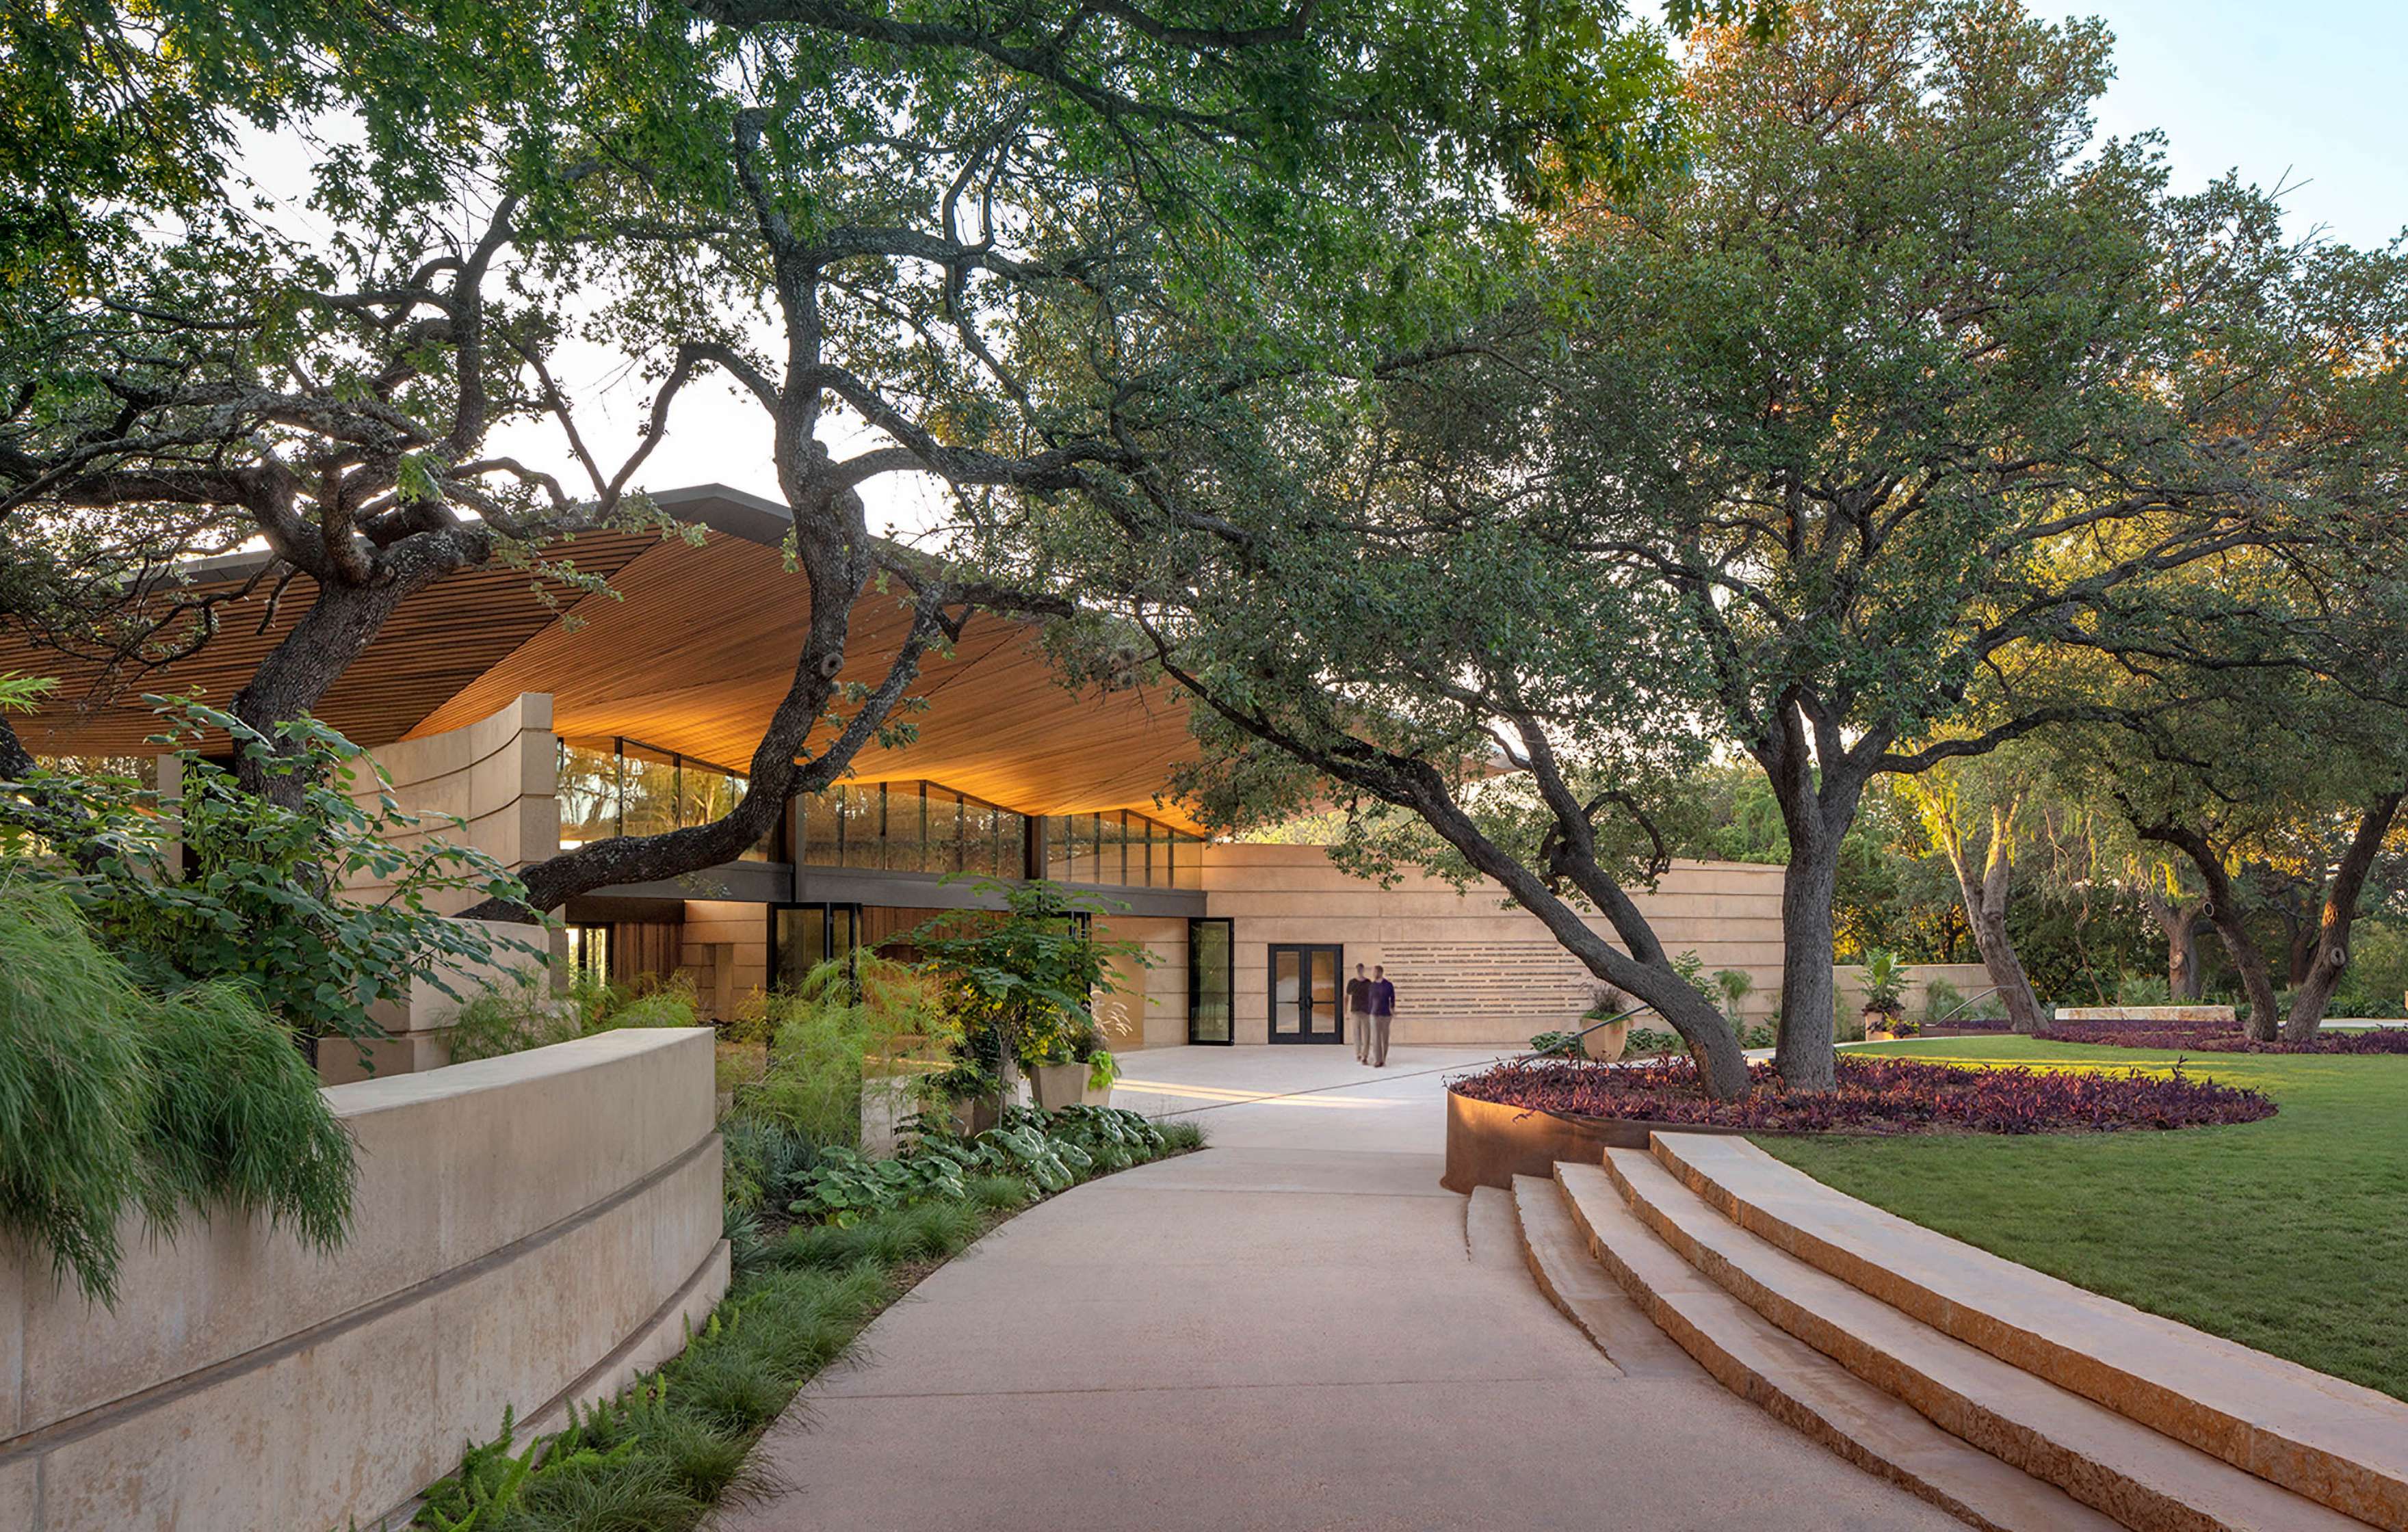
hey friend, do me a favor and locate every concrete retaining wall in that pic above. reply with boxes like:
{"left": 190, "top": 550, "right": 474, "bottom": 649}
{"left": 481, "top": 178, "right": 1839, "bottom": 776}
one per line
{"left": 0, "top": 1029, "right": 729, "bottom": 1532}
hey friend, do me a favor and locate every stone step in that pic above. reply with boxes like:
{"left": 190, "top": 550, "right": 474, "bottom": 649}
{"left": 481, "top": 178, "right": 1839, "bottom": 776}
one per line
{"left": 1649, "top": 1133, "right": 2408, "bottom": 1531}
{"left": 1463, "top": 1183, "right": 1521, "bottom": 1270}
{"left": 1506, "top": 1174, "right": 1700, "bottom": 1379}
{"left": 1553, "top": 1162, "right": 2121, "bottom": 1532}
{"left": 1607, "top": 1148, "right": 2368, "bottom": 1532}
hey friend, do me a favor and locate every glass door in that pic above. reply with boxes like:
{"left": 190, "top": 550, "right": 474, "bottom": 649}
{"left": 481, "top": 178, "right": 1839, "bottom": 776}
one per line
{"left": 1188, "top": 919, "right": 1233, "bottom": 1044}
{"left": 770, "top": 902, "right": 862, "bottom": 988}
{"left": 1268, "top": 944, "right": 1344, "bottom": 1044}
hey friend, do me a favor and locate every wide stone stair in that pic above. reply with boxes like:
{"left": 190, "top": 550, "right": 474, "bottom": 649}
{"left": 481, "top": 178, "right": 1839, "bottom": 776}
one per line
{"left": 1506, "top": 1133, "right": 2408, "bottom": 1532}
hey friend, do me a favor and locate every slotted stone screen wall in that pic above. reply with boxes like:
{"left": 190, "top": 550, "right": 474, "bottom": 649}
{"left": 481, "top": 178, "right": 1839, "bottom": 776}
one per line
{"left": 1197, "top": 844, "right": 1787, "bottom": 1046}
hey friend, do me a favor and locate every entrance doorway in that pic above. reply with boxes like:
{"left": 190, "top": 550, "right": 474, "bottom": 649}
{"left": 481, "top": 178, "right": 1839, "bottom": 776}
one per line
{"left": 770, "top": 902, "right": 862, "bottom": 988}
{"left": 1268, "top": 944, "right": 1345, "bottom": 1044}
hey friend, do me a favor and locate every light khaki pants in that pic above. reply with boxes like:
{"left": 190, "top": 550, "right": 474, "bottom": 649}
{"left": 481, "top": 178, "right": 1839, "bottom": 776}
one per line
{"left": 1368, "top": 1013, "right": 1391, "bottom": 1067}
{"left": 1352, "top": 1009, "right": 1374, "bottom": 1061}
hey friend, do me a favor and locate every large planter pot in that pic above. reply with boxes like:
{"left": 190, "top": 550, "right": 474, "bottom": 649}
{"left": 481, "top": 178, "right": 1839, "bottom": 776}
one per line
{"left": 1081, "top": 1079, "right": 1114, "bottom": 1109}
{"left": 1861, "top": 1007, "right": 1894, "bottom": 1042}
{"left": 949, "top": 1094, "right": 1000, "bottom": 1136}
{"left": 1030, "top": 1061, "right": 1088, "bottom": 1112}
{"left": 1580, "top": 1017, "right": 1631, "bottom": 1063}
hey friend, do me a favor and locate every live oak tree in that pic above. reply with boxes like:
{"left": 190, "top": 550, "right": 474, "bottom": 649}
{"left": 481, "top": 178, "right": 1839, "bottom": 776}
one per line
{"left": 1030, "top": 0, "right": 2377, "bottom": 1092}
{"left": 1896, "top": 749, "right": 2052, "bottom": 1033}
{"left": 5, "top": 0, "right": 1713, "bottom": 921}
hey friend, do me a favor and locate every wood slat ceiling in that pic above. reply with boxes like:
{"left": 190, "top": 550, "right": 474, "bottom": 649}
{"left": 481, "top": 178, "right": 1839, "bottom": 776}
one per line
{"left": 8, "top": 523, "right": 1204, "bottom": 828}
{"left": 413, "top": 533, "right": 1203, "bottom": 826}
{"left": 0, "top": 532, "right": 664, "bottom": 757}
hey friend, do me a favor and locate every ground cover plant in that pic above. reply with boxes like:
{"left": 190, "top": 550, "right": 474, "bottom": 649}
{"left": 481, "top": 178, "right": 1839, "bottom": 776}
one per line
{"left": 413, "top": 1102, "right": 1203, "bottom": 1531}
{"left": 1450, "top": 1055, "right": 2274, "bottom": 1135}
{"left": 1763, "top": 1036, "right": 2408, "bottom": 1401}
{"left": 2033, "top": 1020, "right": 2408, "bottom": 1054}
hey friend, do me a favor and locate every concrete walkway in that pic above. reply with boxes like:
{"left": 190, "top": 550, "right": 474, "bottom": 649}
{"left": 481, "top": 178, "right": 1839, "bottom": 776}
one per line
{"left": 722, "top": 1046, "right": 1958, "bottom": 1531}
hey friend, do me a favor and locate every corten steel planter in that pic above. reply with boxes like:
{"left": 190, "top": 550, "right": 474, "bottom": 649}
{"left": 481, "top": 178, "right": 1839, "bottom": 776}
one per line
{"left": 1030, "top": 1061, "right": 1088, "bottom": 1111}
{"left": 1441, "top": 1086, "right": 1751, "bottom": 1193}
{"left": 1580, "top": 1017, "right": 1632, "bottom": 1063}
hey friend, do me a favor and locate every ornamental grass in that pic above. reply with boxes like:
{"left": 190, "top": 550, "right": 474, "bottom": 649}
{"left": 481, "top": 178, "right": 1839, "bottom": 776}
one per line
{"left": 1450, "top": 1055, "right": 2275, "bottom": 1135}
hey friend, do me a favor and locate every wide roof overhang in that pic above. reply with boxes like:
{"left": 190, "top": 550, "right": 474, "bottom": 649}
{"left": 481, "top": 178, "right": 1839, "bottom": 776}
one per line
{"left": 3, "top": 484, "right": 1205, "bottom": 830}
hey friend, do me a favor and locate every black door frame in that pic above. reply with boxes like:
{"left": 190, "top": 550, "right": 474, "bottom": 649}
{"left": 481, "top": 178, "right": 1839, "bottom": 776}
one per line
{"left": 1188, "top": 917, "right": 1235, "bottom": 1046}
{"left": 767, "top": 901, "right": 865, "bottom": 990}
{"left": 1266, "top": 942, "right": 1346, "bottom": 1044}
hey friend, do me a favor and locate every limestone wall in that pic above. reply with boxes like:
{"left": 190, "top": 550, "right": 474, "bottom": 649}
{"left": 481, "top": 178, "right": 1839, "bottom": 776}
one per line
{"left": 1196, "top": 845, "right": 1788, "bottom": 1046}
{"left": 0, "top": 1029, "right": 729, "bottom": 1532}
{"left": 349, "top": 691, "right": 561, "bottom": 912}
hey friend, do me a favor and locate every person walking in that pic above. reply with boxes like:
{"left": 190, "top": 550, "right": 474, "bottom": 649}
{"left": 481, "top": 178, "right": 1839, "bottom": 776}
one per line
{"left": 1346, "top": 962, "right": 1374, "bottom": 1063}
{"left": 1367, "top": 964, "right": 1396, "bottom": 1068}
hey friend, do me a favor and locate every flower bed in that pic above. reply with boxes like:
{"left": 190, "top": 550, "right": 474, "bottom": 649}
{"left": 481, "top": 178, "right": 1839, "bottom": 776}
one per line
{"left": 2034, "top": 1021, "right": 2408, "bottom": 1055}
{"left": 1449, "top": 1055, "right": 2275, "bottom": 1135}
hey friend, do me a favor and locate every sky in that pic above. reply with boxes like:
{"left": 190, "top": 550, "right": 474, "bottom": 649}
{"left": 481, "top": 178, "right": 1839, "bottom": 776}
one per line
{"left": 2063, "top": 0, "right": 2407, "bottom": 250}
{"left": 486, "top": 0, "right": 2408, "bottom": 528}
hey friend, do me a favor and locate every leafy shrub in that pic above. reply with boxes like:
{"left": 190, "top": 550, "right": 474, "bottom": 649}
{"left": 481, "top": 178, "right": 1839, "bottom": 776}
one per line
{"left": 910, "top": 880, "right": 1141, "bottom": 1078}
{"left": 446, "top": 971, "right": 582, "bottom": 1063}
{"left": 2114, "top": 973, "right": 2175, "bottom": 1007}
{"left": 1528, "top": 1029, "right": 1585, "bottom": 1058}
{"left": 1920, "top": 979, "right": 1967, "bottom": 1028}
{"left": 0, "top": 698, "right": 538, "bottom": 1063}
{"left": 1450, "top": 1055, "right": 2277, "bottom": 1135}
{"left": 787, "top": 1146, "right": 971, "bottom": 1222}
{"left": 1625, "top": 1027, "right": 1685, "bottom": 1057}
{"left": 0, "top": 877, "right": 354, "bottom": 1302}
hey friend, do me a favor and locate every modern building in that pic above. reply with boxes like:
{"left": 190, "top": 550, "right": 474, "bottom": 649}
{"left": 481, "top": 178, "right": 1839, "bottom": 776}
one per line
{"left": 5, "top": 485, "right": 1787, "bottom": 1073}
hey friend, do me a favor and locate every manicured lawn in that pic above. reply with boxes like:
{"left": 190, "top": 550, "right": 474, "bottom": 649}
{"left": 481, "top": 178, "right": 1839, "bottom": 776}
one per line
{"left": 1756, "top": 1036, "right": 2408, "bottom": 1401}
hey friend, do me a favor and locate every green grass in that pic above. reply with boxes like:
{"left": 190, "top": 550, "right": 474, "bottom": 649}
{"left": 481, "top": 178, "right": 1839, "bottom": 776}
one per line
{"left": 1759, "top": 1037, "right": 2408, "bottom": 1401}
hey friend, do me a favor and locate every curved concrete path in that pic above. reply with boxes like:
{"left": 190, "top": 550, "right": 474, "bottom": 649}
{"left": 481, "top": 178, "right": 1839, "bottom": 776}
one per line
{"left": 722, "top": 1046, "right": 1958, "bottom": 1531}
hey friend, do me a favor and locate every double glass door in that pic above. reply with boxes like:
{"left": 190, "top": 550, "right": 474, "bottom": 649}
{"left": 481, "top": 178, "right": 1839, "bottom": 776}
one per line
{"left": 1268, "top": 944, "right": 1345, "bottom": 1044}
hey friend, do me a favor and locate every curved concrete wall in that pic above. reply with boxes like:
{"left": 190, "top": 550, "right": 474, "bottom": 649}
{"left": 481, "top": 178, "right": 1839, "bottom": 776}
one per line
{"left": 0, "top": 1029, "right": 728, "bottom": 1532}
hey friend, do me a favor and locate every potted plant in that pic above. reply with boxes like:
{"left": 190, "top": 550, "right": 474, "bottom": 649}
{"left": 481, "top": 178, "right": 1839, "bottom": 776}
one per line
{"left": 920, "top": 1059, "right": 1003, "bottom": 1135}
{"left": 1859, "top": 949, "right": 1908, "bottom": 1040}
{"left": 1580, "top": 985, "right": 1634, "bottom": 1063}
{"left": 910, "top": 880, "right": 1147, "bottom": 1117}
{"left": 1082, "top": 1044, "right": 1120, "bottom": 1107}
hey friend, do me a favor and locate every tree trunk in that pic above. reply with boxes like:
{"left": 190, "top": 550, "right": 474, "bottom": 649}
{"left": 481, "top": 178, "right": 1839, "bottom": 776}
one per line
{"left": 2139, "top": 821, "right": 2279, "bottom": 1040}
{"left": 1935, "top": 800, "right": 2048, "bottom": 1033}
{"left": 2138, "top": 885, "right": 2207, "bottom": 1002}
{"left": 1774, "top": 832, "right": 1842, "bottom": 1090}
{"left": 229, "top": 568, "right": 434, "bottom": 802}
{"left": 1405, "top": 778, "right": 1753, "bottom": 1099}
{"left": 2282, "top": 792, "right": 2404, "bottom": 1042}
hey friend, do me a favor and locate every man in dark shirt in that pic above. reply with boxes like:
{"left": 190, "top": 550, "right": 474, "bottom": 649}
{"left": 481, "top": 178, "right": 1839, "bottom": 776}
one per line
{"left": 1367, "top": 965, "right": 1396, "bottom": 1067}
{"left": 1346, "top": 963, "right": 1374, "bottom": 1062}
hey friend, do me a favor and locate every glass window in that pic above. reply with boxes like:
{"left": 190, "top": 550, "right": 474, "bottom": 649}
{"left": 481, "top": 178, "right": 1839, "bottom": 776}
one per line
{"left": 1045, "top": 815, "right": 1075, "bottom": 883}
{"left": 837, "top": 784, "right": 880, "bottom": 868}
{"left": 883, "top": 782, "right": 924, "bottom": 871}
{"left": 557, "top": 741, "right": 620, "bottom": 850}
{"left": 620, "top": 744, "right": 679, "bottom": 839}
{"left": 960, "top": 797, "right": 995, "bottom": 876}
{"left": 1188, "top": 919, "right": 1233, "bottom": 1044}
{"left": 801, "top": 789, "right": 841, "bottom": 865}
{"left": 926, "top": 787, "right": 963, "bottom": 873}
